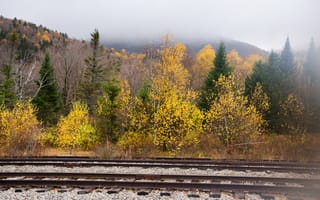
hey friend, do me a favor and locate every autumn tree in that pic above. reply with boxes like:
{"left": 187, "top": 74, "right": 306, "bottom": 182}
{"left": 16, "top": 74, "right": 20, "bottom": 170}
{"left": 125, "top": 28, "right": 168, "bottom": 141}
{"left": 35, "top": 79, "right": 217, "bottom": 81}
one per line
{"left": 56, "top": 102, "right": 98, "bottom": 152}
{"left": 205, "top": 75, "right": 264, "bottom": 152}
{"left": 198, "top": 42, "right": 232, "bottom": 110}
{"left": 117, "top": 80, "right": 154, "bottom": 156}
{"left": 154, "top": 90, "right": 203, "bottom": 154}
{"left": 191, "top": 44, "right": 215, "bottom": 90}
{"left": 280, "top": 94, "right": 305, "bottom": 134}
{"left": 140, "top": 36, "right": 203, "bottom": 153}
{"left": 150, "top": 38, "right": 190, "bottom": 122}
{"left": 120, "top": 53, "right": 147, "bottom": 95}
{"left": 227, "top": 49, "right": 243, "bottom": 67}
{"left": 51, "top": 40, "right": 89, "bottom": 113}
{"left": 32, "top": 53, "right": 61, "bottom": 125}
{"left": 228, "top": 50, "right": 264, "bottom": 86}
{"left": 250, "top": 82, "right": 270, "bottom": 119}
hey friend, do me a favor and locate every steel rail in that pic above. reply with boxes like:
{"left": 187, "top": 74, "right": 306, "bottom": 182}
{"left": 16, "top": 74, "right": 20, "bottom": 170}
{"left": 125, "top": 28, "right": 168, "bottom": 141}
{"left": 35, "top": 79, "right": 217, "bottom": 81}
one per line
{"left": 0, "top": 161, "right": 318, "bottom": 173}
{"left": 0, "top": 157, "right": 319, "bottom": 168}
{"left": 0, "top": 179, "right": 319, "bottom": 197}
{"left": 0, "top": 172, "right": 319, "bottom": 186}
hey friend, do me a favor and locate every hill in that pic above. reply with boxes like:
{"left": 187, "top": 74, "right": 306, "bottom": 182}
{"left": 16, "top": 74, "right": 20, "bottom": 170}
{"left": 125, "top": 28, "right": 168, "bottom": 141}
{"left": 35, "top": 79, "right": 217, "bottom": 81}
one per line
{"left": 103, "top": 38, "right": 268, "bottom": 58}
{"left": 0, "top": 15, "right": 267, "bottom": 59}
{"left": 0, "top": 16, "right": 71, "bottom": 64}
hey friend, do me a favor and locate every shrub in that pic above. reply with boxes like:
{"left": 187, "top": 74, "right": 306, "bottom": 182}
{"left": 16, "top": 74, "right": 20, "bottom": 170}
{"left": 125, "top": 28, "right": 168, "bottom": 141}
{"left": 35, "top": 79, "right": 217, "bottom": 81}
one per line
{"left": 0, "top": 100, "right": 42, "bottom": 156}
{"left": 56, "top": 102, "right": 99, "bottom": 152}
{"left": 117, "top": 131, "right": 154, "bottom": 158}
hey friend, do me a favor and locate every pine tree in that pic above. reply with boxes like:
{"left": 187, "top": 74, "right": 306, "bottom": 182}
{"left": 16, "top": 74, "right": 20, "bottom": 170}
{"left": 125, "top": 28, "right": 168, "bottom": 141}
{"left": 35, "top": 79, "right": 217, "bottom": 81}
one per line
{"left": 0, "top": 64, "right": 16, "bottom": 108}
{"left": 198, "top": 42, "right": 232, "bottom": 110}
{"left": 32, "top": 53, "right": 61, "bottom": 125}
{"left": 79, "top": 29, "right": 105, "bottom": 113}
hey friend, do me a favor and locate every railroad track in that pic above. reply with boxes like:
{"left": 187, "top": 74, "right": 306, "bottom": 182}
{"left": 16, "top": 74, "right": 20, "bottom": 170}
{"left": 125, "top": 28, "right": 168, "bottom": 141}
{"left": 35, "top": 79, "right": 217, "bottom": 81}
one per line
{"left": 1, "top": 172, "right": 319, "bottom": 197}
{"left": 1, "top": 172, "right": 319, "bottom": 186}
{"left": 0, "top": 157, "right": 319, "bottom": 173}
{"left": 0, "top": 157, "right": 319, "bottom": 199}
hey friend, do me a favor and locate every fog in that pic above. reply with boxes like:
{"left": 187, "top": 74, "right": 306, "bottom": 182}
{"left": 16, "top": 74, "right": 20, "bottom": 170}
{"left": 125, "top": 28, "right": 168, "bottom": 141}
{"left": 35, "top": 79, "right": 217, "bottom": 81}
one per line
{"left": 1, "top": 0, "right": 319, "bottom": 50}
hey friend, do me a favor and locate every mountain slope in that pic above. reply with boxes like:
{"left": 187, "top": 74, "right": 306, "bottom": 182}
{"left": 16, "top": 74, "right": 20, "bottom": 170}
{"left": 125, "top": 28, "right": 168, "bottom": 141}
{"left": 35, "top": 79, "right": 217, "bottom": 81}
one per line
{"left": 103, "top": 38, "right": 268, "bottom": 57}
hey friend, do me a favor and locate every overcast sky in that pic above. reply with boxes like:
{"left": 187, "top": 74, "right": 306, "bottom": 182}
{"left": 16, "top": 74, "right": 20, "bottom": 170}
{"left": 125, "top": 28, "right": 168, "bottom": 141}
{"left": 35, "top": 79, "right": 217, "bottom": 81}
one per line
{"left": 1, "top": 0, "right": 319, "bottom": 51}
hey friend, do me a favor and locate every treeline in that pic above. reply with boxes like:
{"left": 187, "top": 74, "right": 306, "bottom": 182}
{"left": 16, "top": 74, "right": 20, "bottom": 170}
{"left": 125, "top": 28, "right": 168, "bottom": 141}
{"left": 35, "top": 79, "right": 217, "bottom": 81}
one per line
{"left": 0, "top": 19, "right": 319, "bottom": 157}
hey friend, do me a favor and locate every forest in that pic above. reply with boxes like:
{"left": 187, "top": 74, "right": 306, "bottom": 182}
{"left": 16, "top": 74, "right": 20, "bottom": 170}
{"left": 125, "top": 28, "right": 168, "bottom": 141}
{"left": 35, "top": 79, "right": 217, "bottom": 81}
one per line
{"left": 0, "top": 16, "right": 319, "bottom": 160}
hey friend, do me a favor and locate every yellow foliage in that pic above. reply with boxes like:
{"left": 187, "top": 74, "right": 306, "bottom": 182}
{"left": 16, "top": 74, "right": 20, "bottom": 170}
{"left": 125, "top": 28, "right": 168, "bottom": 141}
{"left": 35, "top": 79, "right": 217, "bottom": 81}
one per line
{"left": 160, "top": 42, "right": 190, "bottom": 89}
{"left": 154, "top": 91, "right": 203, "bottom": 154}
{"left": 56, "top": 102, "right": 98, "bottom": 151}
{"left": 192, "top": 44, "right": 215, "bottom": 89}
{"left": 0, "top": 101, "right": 41, "bottom": 155}
{"left": 41, "top": 31, "right": 51, "bottom": 43}
{"left": 40, "top": 127, "right": 57, "bottom": 147}
{"left": 232, "top": 53, "right": 265, "bottom": 86}
{"left": 115, "top": 80, "right": 132, "bottom": 130}
{"left": 243, "top": 54, "right": 265, "bottom": 69}
{"left": 280, "top": 94, "right": 305, "bottom": 134}
{"left": 205, "top": 75, "right": 264, "bottom": 150}
{"left": 227, "top": 50, "right": 243, "bottom": 67}
{"left": 117, "top": 131, "right": 153, "bottom": 155}
{"left": 34, "top": 43, "right": 40, "bottom": 50}
{"left": 151, "top": 38, "right": 192, "bottom": 107}
{"left": 251, "top": 82, "right": 270, "bottom": 115}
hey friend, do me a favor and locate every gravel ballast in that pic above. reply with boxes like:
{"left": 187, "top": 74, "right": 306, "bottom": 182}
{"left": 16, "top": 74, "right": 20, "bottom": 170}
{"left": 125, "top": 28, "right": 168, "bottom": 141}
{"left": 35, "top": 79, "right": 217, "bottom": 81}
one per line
{"left": 0, "top": 165, "right": 316, "bottom": 178}
{"left": 0, "top": 165, "right": 316, "bottom": 199}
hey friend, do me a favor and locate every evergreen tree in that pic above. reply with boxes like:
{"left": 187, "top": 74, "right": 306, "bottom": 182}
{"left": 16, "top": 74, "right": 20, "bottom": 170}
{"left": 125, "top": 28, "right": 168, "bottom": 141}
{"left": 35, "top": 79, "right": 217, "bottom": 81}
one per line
{"left": 79, "top": 29, "right": 105, "bottom": 113}
{"left": 245, "top": 52, "right": 283, "bottom": 131}
{"left": 280, "top": 37, "right": 295, "bottom": 75}
{"left": 32, "top": 53, "right": 61, "bottom": 125}
{"left": 96, "top": 80, "right": 121, "bottom": 142}
{"left": 0, "top": 64, "right": 16, "bottom": 108}
{"left": 280, "top": 37, "right": 296, "bottom": 94}
{"left": 198, "top": 42, "right": 232, "bottom": 110}
{"left": 303, "top": 38, "right": 320, "bottom": 132}
{"left": 304, "top": 38, "right": 318, "bottom": 86}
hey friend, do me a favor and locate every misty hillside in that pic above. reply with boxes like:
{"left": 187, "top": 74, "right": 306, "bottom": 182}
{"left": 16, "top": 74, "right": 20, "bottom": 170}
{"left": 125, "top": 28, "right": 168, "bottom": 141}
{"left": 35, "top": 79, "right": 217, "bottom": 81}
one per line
{"left": 0, "top": 15, "right": 267, "bottom": 58}
{"left": 104, "top": 39, "right": 268, "bottom": 58}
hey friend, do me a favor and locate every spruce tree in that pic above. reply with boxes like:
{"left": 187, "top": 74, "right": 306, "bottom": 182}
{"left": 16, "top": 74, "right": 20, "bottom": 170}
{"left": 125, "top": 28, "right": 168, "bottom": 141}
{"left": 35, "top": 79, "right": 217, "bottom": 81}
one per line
{"left": 79, "top": 29, "right": 105, "bottom": 113}
{"left": 245, "top": 52, "right": 283, "bottom": 131}
{"left": 0, "top": 64, "right": 16, "bottom": 108}
{"left": 280, "top": 37, "right": 296, "bottom": 94}
{"left": 32, "top": 53, "right": 61, "bottom": 125}
{"left": 280, "top": 37, "right": 294, "bottom": 75}
{"left": 198, "top": 42, "right": 232, "bottom": 110}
